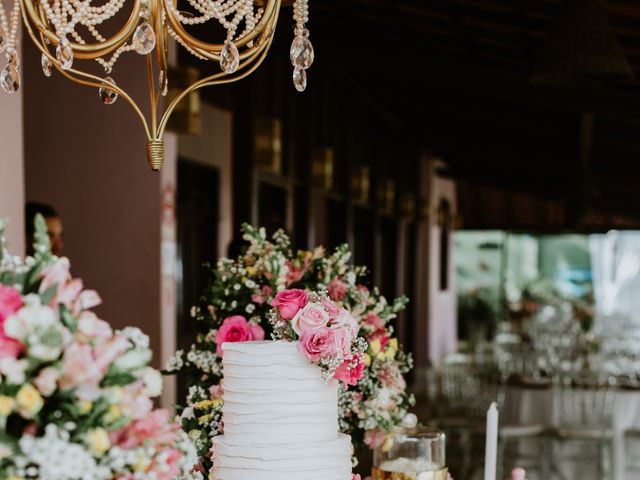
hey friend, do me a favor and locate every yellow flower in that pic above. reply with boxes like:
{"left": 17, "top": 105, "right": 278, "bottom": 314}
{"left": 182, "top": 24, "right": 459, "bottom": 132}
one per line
{"left": 211, "top": 398, "right": 223, "bottom": 408}
{"left": 104, "top": 405, "right": 122, "bottom": 423}
{"left": 384, "top": 338, "right": 398, "bottom": 360}
{"left": 363, "top": 354, "right": 372, "bottom": 367}
{"left": 0, "top": 395, "right": 15, "bottom": 417}
{"left": 368, "top": 339, "right": 382, "bottom": 356}
{"left": 198, "top": 414, "right": 211, "bottom": 424}
{"left": 246, "top": 266, "right": 257, "bottom": 277}
{"left": 78, "top": 400, "right": 93, "bottom": 415}
{"left": 15, "top": 384, "right": 43, "bottom": 419}
{"left": 193, "top": 399, "right": 215, "bottom": 410}
{"left": 7, "top": 476, "right": 24, "bottom": 480}
{"left": 134, "top": 453, "right": 151, "bottom": 472}
{"left": 85, "top": 428, "right": 111, "bottom": 456}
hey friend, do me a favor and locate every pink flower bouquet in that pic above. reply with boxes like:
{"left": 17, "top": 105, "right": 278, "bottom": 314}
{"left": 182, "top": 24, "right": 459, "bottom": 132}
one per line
{"left": 269, "top": 289, "right": 367, "bottom": 384}
{"left": 0, "top": 216, "right": 196, "bottom": 479}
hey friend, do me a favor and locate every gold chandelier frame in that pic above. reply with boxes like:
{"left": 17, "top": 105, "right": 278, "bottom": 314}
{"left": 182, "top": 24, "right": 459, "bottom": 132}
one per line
{"left": 19, "top": 0, "right": 283, "bottom": 171}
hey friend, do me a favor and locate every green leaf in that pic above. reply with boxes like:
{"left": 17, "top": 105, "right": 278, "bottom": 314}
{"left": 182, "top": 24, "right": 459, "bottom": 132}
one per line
{"left": 33, "top": 214, "right": 53, "bottom": 263}
{"left": 40, "top": 284, "right": 58, "bottom": 306}
{"left": 100, "top": 371, "right": 137, "bottom": 388}
{"left": 60, "top": 305, "right": 78, "bottom": 332}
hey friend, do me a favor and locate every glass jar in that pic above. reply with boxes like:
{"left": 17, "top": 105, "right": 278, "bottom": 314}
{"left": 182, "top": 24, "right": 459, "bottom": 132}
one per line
{"left": 372, "top": 427, "right": 447, "bottom": 480}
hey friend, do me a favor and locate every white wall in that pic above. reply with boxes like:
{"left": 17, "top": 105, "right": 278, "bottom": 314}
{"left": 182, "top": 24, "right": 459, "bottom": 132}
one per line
{"left": 0, "top": 60, "right": 24, "bottom": 255}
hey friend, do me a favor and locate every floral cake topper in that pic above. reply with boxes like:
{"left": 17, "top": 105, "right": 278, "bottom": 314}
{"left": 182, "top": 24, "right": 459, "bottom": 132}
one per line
{"left": 269, "top": 288, "right": 367, "bottom": 385}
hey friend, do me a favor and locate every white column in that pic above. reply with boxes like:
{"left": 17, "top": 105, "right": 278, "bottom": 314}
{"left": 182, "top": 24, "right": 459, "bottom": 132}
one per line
{"left": 0, "top": 68, "right": 25, "bottom": 255}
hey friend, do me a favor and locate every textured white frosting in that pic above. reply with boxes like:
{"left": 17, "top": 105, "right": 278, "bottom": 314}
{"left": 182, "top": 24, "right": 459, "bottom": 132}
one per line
{"left": 211, "top": 341, "right": 353, "bottom": 480}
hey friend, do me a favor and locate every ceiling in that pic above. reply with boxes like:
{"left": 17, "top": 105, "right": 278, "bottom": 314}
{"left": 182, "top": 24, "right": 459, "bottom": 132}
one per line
{"left": 304, "top": 0, "right": 640, "bottom": 230}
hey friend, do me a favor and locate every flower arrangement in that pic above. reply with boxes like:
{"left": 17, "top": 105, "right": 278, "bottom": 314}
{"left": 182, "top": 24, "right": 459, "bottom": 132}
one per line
{"left": 0, "top": 216, "right": 197, "bottom": 480}
{"left": 269, "top": 289, "right": 367, "bottom": 384}
{"left": 166, "top": 225, "right": 414, "bottom": 469}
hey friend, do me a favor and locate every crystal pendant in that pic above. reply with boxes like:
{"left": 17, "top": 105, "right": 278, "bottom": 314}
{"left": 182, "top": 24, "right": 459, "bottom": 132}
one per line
{"left": 290, "top": 30, "right": 314, "bottom": 69}
{"left": 293, "top": 67, "right": 307, "bottom": 92}
{"left": 133, "top": 22, "right": 156, "bottom": 55}
{"left": 7, "top": 48, "right": 19, "bottom": 68}
{"left": 220, "top": 42, "right": 239, "bottom": 74}
{"left": 0, "top": 63, "right": 20, "bottom": 93}
{"left": 0, "top": 26, "right": 6, "bottom": 54}
{"left": 56, "top": 37, "right": 73, "bottom": 70}
{"left": 98, "top": 76, "right": 118, "bottom": 105}
{"left": 41, "top": 53, "right": 52, "bottom": 77}
{"left": 159, "top": 69, "right": 168, "bottom": 96}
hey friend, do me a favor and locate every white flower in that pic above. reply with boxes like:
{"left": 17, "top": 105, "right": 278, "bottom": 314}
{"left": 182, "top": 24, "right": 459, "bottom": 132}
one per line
{"left": 113, "top": 348, "right": 151, "bottom": 372}
{"left": 4, "top": 305, "right": 65, "bottom": 361}
{"left": 0, "top": 357, "right": 28, "bottom": 384}
{"left": 119, "top": 327, "right": 150, "bottom": 349}
{"left": 139, "top": 367, "right": 163, "bottom": 397}
{"left": 245, "top": 304, "right": 256, "bottom": 314}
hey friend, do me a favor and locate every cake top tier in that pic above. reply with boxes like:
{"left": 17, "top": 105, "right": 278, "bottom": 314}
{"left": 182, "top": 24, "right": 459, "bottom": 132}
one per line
{"left": 222, "top": 340, "right": 298, "bottom": 356}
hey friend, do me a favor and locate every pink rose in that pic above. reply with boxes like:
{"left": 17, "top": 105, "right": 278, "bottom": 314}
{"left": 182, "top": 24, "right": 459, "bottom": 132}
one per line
{"left": 332, "top": 326, "right": 352, "bottom": 359}
{"left": 215, "top": 316, "right": 265, "bottom": 356}
{"left": 352, "top": 476, "right": 362, "bottom": 480}
{"left": 328, "top": 278, "right": 348, "bottom": 301}
{"left": 365, "top": 313, "right": 384, "bottom": 331}
{"left": 251, "top": 285, "right": 273, "bottom": 305}
{"left": 0, "top": 335, "right": 24, "bottom": 359}
{"left": 321, "top": 298, "right": 341, "bottom": 316}
{"left": 34, "top": 367, "right": 60, "bottom": 396}
{"left": 331, "top": 308, "right": 359, "bottom": 337}
{"left": 292, "top": 303, "right": 330, "bottom": 335}
{"left": 298, "top": 327, "right": 337, "bottom": 362}
{"left": 0, "top": 285, "right": 22, "bottom": 323}
{"left": 271, "top": 289, "right": 308, "bottom": 320}
{"left": 334, "top": 357, "right": 365, "bottom": 386}
{"left": 0, "top": 287, "right": 24, "bottom": 359}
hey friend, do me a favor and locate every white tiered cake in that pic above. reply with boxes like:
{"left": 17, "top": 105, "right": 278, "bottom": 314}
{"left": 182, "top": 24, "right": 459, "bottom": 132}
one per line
{"left": 211, "top": 341, "right": 353, "bottom": 480}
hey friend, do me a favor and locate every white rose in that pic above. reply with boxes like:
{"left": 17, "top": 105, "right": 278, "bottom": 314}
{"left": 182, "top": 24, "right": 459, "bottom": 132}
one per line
{"left": 140, "top": 367, "right": 163, "bottom": 397}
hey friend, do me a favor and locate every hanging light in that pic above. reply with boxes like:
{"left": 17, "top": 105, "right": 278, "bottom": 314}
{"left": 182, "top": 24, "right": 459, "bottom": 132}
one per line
{"left": 533, "top": 0, "right": 634, "bottom": 85}
{"left": 0, "top": 0, "right": 315, "bottom": 171}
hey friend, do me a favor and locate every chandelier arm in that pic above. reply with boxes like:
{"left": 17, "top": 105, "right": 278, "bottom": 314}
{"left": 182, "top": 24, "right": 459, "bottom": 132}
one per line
{"left": 162, "top": 0, "right": 280, "bottom": 60}
{"left": 146, "top": 54, "right": 159, "bottom": 139}
{"left": 157, "top": 31, "right": 276, "bottom": 139}
{"left": 21, "top": 0, "right": 141, "bottom": 59}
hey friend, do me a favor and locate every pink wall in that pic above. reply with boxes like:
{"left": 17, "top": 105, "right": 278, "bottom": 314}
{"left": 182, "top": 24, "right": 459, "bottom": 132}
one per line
{"left": 0, "top": 52, "right": 25, "bottom": 255}
{"left": 22, "top": 40, "right": 163, "bottom": 364}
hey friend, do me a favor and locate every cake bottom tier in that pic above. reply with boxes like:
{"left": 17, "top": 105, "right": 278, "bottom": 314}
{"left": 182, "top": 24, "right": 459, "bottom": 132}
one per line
{"left": 211, "top": 432, "right": 353, "bottom": 480}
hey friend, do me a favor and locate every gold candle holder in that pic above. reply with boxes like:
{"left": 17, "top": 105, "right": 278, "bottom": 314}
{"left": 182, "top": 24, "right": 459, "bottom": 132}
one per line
{"left": 372, "top": 467, "right": 449, "bottom": 480}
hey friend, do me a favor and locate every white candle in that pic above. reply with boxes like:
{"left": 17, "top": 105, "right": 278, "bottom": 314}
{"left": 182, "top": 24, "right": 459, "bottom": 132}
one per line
{"left": 484, "top": 402, "right": 499, "bottom": 480}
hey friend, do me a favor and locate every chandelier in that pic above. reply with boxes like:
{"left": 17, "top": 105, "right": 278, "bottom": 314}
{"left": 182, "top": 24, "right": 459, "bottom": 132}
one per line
{"left": 0, "top": 0, "right": 314, "bottom": 170}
